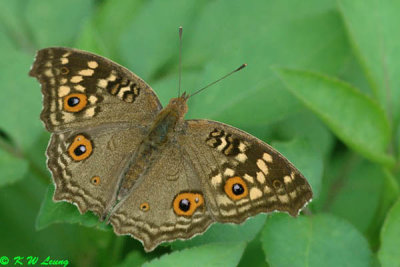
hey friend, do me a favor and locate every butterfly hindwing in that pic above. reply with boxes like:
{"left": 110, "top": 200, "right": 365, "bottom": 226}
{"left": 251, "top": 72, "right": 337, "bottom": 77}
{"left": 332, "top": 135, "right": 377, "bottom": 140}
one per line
{"left": 109, "top": 144, "right": 214, "bottom": 251}
{"left": 47, "top": 126, "right": 145, "bottom": 218}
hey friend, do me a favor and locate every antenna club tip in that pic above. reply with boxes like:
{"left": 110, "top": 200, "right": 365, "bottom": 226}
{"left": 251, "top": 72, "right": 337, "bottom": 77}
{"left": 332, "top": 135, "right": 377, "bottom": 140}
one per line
{"left": 236, "top": 63, "right": 247, "bottom": 71}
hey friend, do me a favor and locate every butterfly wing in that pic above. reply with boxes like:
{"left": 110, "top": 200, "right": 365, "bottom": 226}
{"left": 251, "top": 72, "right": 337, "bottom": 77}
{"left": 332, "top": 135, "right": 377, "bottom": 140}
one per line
{"left": 30, "top": 48, "right": 163, "bottom": 217}
{"left": 109, "top": 144, "right": 214, "bottom": 251}
{"left": 108, "top": 119, "right": 312, "bottom": 251}
{"left": 48, "top": 128, "right": 144, "bottom": 217}
{"left": 29, "top": 47, "right": 162, "bottom": 132}
{"left": 179, "top": 119, "right": 313, "bottom": 223}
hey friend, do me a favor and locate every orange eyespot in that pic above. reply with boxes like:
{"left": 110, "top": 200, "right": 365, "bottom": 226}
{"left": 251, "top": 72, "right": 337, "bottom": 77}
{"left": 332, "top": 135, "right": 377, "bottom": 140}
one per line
{"left": 91, "top": 176, "right": 100, "bottom": 185}
{"left": 60, "top": 67, "right": 69, "bottom": 74}
{"left": 68, "top": 134, "right": 93, "bottom": 161}
{"left": 173, "top": 192, "right": 204, "bottom": 216}
{"left": 140, "top": 202, "right": 150, "bottom": 212}
{"left": 273, "top": 179, "right": 282, "bottom": 189}
{"left": 224, "top": 177, "right": 248, "bottom": 200}
{"left": 64, "top": 93, "right": 87, "bottom": 112}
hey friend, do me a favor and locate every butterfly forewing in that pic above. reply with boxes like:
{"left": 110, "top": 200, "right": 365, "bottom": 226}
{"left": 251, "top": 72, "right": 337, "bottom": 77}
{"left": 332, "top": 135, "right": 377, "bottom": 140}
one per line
{"left": 29, "top": 47, "right": 162, "bottom": 132}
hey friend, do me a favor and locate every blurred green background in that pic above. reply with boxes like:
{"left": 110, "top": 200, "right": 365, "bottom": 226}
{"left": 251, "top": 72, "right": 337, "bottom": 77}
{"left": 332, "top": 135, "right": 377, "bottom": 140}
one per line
{"left": 1, "top": 0, "right": 400, "bottom": 266}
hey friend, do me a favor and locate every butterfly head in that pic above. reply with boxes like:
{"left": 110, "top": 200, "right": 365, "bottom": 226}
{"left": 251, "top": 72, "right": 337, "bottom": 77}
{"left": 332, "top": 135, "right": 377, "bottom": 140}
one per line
{"left": 167, "top": 92, "right": 189, "bottom": 119}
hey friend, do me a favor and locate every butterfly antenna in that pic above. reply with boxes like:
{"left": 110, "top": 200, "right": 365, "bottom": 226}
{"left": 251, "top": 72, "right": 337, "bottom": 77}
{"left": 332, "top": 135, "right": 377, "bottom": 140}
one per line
{"left": 178, "top": 26, "right": 183, "bottom": 97}
{"left": 188, "top": 63, "right": 247, "bottom": 98}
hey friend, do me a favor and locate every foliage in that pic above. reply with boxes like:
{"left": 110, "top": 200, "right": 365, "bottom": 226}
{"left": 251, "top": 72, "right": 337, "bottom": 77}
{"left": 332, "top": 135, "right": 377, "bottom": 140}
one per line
{"left": 0, "top": 0, "right": 399, "bottom": 266}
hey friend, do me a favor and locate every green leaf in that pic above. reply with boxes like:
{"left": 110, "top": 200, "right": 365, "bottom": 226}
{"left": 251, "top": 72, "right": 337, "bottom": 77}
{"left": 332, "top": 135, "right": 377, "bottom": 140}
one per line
{"left": 261, "top": 213, "right": 372, "bottom": 267}
{"left": 0, "top": 0, "right": 33, "bottom": 51}
{"left": 119, "top": 0, "right": 204, "bottom": 81}
{"left": 185, "top": 0, "right": 353, "bottom": 127}
{"left": 76, "top": 0, "right": 144, "bottom": 61}
{"left": 0, "top": 148, "right": 28, "bottom": 186}
{"left": 171, "top": 214, "right": 266, "bottom": 250}
{"left": 338, "top": 0, "right": 400, "bottom": 125}
{"left": 26, "top": 0, "right": 94, "bottom": 47}
{"left": 144, "top": 242, "right": 247, "bottom": 267}
{"left": 272, "top": 138, "right": 323, "bottom": 198}
{"left": 275, "top": 68, "right": 393, "bottom": 166}
{"left": 238, "top": 237, "right": 268, "bottom": 267}
{"left": 36, "top": 184, "right": 110, "bottom": 231}
{"left": 270, "top": 109, "right": 334, "bottom": 159}
{"left": 0, "top": 39, "right": 43, "bottom": 150}
{"left": 117, "top": 250, "right": 148, "bottom": 267}
{"left": 378, "top": 198, "right": 400, "bottom": 267}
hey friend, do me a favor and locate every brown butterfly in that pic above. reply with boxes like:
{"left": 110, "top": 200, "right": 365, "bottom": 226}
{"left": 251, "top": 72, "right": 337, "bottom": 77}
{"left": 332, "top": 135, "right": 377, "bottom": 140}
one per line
{"left": 29, "top": 43, "right": 312, "bottom": 251}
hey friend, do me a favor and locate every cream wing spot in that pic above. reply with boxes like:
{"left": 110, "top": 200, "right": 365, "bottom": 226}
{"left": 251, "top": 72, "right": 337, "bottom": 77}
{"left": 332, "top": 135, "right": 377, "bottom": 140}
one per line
{"left": 224, "top": 168, "right": 235, "bottom": 177}
{"left": 256, "top": 159, "right": 269, "bottom": 175}
{"left": 268, "top": 195, "right": 278, "bottom": 202}
{"left": 117, "top": 86, "right": 130, "bottom": 99}
{"left": 74, "top": 85, "right": 86, "bottom": 92}
{"left": 50, "top": 114, "right": 59, "bottom": 125}
{"left": 97, "top": 79, "right": 107, "bottom": 88}
{"left": 79, "top": 69, "right": 94, "bottom": 76}
{"left": 238, "top": 142, "right": 246, "bottom": 152}
{"left": 88, "top": 96, "right": 98, "bottom": 104}
{"left": 263, "top": 153, "right": 273, "bottom": 163}
{"left": 58, "top": 86, "right": 70, "bottom": 97}
{"left": 256, "top": 171, "right": 266, "bottom": 184}
{"left": 71, "top": 76, "right": 83, "bottom": 83}
{"left": 62, "top": 112, "right": 75, "bottom": 123}
{"left": 249, "top": 188, "right": 263, "bottom": 200}
{"left": 50, "top": 102, "right": 56, "bottom": 112}
{"left": 264, "top": 186, "right": 272, "bottom": 194}
{"left": 289, "top": 190, "right": 297, "bottom": 199}
{"left": 220, "top": 209, "right": 238, "bottom": 216}
{"left": 107, "top": 72, "right": 117, "bottom": 82}
{"left": 85, "top": 107, "right": 96, "bottom": 117}
{"left": 243, "top": 174, "right": 254, "bottom": 183}
{"left": 62, "top": 52, "right": 71, "bottom": 58}
{"left": 87, "top": 61, "right": 98, "bottom": 69}
{"left": 278, "top": 194, "right": 290, "bottom": 203}
{"left": 236, "top": 153, "right": 247, "bottom": 163}
{"left": 44, "top": 68, "right": 53, "bottom": 77}
{"left": 217, "top": 136, "right": 227, "bottom": 151}
{"left": 211, "top": 174, "right": 222, "bottom": 187}
{"left": 60, "top": 57, "right": 68, "bottom": 64}
{"left": 284, "top": 175, "right": 292, "bottom": 184}
{"left": 217, "top": 195, "right": 234, "bottom": 206}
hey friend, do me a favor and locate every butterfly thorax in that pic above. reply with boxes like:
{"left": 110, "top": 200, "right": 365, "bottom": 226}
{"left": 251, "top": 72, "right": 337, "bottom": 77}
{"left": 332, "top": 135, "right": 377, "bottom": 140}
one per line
{"left": 146, "top": 95, "right": 188, "bottom": 146}
{"left": 115, "top": 95, "right": 188, "bottom": 202}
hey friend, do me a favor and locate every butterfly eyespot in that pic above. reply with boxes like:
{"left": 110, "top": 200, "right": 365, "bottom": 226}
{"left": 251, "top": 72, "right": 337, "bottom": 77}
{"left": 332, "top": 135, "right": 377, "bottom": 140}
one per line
{"left": 140, "top": 202, "right": 150, "bottom": 212}
{"left": 232, "top": 183, "right": 245, "bottom": 195}
{"left": 273, "top": 179, "right": 282, "bottom": 189}
{"left": 179, "top": 199, "right": 190, "bottom": 212}
{"left": 90, "top": 176, "right": 101, "bottom": 185}
{"left": 64, "top": 93, "right": 88, "bottom": 112}
{"left": 68, "top": 134, "right": 93, "bottom": 161}
{"left": 173, "top": 192, "right": 204, "bottom": 216}
{"left": 224, "top": 177, "right": 248, "bottom": 200}
{"left": 60, "top": 67, "right": 69, "bottom": 74}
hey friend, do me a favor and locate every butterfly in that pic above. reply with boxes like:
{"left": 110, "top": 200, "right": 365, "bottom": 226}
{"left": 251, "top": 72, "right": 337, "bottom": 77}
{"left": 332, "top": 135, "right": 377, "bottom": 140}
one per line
{"left": 29, "top": 46, "right": 312, "bottom": 251}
